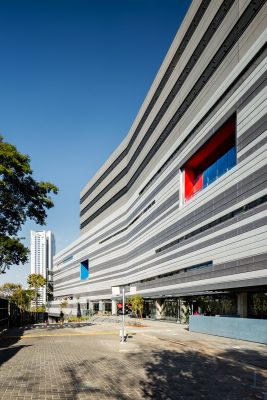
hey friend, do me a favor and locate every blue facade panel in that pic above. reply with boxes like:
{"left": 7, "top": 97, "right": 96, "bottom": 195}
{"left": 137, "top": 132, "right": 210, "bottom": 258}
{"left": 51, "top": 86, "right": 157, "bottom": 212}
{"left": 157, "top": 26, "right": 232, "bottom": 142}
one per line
{"left": 80, "top": 260, "right": 89, "bottom": 280}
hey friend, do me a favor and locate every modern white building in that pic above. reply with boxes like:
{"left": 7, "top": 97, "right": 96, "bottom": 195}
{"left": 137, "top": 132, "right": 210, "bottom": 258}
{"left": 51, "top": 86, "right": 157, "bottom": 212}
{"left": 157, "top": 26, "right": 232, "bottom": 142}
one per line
{"left": 30, "top": 230, "right": 55, "bottom": 306}
{"left": 49, "top": 0, "right": 267, "bottom": 341}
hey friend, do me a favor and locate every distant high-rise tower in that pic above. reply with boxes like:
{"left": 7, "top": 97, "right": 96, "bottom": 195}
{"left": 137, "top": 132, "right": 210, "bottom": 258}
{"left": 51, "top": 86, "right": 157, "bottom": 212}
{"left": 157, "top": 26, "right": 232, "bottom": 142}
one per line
{"left": 30, "top": 230, "right": 55, "bottom": 306}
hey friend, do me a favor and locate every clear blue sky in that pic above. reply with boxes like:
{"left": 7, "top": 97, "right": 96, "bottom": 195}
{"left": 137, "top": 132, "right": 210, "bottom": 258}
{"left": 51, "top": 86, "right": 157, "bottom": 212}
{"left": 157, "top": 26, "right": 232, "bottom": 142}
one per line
{"left": 0, "top": 0, "right": 191, "bottom": 286}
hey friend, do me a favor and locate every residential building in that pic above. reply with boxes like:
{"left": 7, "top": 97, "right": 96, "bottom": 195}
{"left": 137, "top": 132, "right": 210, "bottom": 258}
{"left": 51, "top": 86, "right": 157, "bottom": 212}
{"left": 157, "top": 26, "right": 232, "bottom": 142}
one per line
{"left": 30, "top": 230, "right": 55, "bottom": 306}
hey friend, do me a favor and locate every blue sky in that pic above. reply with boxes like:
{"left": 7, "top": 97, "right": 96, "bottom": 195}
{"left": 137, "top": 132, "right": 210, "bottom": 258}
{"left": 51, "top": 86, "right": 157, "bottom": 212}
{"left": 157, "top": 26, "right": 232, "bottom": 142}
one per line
{"left": 0, "top": 0, "right": 191, "bottom": 286}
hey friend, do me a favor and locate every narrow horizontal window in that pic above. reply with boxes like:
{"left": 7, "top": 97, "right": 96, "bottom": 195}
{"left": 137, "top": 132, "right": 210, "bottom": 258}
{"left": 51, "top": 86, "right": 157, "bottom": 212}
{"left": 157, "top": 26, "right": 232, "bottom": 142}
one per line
{"left": 156, "top": 194, "right": 267, "bottom": 254}
{"left": 99, "top": 200, "right": 155, "bottom": 245}
{"left": 139, "top": 261, "right": 213, "bottom": 284}
{"left": 63, "top": 255, "right": 73, "bottom": 264}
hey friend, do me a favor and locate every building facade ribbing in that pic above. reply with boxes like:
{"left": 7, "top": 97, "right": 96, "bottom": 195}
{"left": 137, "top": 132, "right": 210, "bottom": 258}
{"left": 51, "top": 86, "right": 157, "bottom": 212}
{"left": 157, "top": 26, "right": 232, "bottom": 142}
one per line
{"left": 50, "top": 0, "right": 267, "bottom": 320}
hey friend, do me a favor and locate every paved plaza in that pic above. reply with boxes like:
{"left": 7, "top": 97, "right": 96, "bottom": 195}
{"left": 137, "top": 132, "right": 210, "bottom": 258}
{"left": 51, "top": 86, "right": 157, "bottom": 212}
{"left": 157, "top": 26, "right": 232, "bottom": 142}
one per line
{"left": 0, "top": 318, "right": 266, "bottom": 400}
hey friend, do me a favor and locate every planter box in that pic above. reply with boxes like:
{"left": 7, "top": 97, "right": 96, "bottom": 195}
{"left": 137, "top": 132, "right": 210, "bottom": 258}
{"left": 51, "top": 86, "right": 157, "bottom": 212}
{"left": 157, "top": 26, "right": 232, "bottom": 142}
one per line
{"left": 189, "top": 315, "right": 267, "bottom": 344}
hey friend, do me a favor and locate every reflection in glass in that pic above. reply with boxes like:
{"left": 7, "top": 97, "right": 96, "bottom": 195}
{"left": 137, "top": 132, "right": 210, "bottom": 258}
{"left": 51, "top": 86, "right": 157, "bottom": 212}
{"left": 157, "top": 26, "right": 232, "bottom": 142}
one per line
{"left": 202, "top": 146, "right": 236, "bottom": 190}
{"left": 228, "top": 146, "right": 236, "bottom": 170}
{"left": 217, "top": 152, "right": 228, "bottom": 178}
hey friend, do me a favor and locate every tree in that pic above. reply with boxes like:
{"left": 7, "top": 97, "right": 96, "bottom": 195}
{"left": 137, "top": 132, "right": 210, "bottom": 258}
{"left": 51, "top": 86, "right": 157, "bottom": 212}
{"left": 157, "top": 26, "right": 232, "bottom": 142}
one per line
{"left": 36, "top": 304, "right": 46, "bottom": 313}
{"left": 11, "top": 288, "right": 35, "bottom": 311}
{"left": 129, "top": 294, "right": 144, "bottom": 318}
{"left": 27, "top": 273, "right": 46, "bottom": 311}
{"left": 0, "top": 136, "right": 58, "bottom": 274}
{"left": 252, "top": 293, "right": 267, "bottom": 318}
{"left": 60, "top": 299, "right": 68, "bottom": 312}
{"left": 0, "top": 282, "right": 35, "bottom": 312}
{"left": 0, "top": 282, "right": 22, "bottom": 299}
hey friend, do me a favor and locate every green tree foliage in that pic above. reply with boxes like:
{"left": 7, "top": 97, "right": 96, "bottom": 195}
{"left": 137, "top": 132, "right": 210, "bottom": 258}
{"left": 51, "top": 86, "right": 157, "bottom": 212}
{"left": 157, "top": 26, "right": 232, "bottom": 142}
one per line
{"left": 0, "top": 136, "right": 58, "bottom": 274}
{"left": 27, "top": 273, "right": 46, "bottom": 311}
{"left": 60, "top": 299, "right": 68, "bottom": 312}
{"left": 129, "top": 294, "right": 144, "bottom": 318}
{"left": 0, "top": 282, "right": 22, "bottom": 298}
{"left": 252, "top": 293, "right": 267, "bottom": 317}
{"left": 12, "top": 288, "right": 35, "bottom": 311}
{"left": 36, "top": 304, "right": 46, "bottom": 312}
{"left": 0, "top": 282, "right": 35, "bottom": 311}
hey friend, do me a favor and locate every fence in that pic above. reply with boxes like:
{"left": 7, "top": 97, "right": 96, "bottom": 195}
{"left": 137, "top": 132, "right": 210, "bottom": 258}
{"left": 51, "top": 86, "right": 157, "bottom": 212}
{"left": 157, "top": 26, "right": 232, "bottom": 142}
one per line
{"left": 0, "top": 297, "right": 9, "bottom": 329}
{"left": 0, "top": 297, "right": 42, "bottom": 329}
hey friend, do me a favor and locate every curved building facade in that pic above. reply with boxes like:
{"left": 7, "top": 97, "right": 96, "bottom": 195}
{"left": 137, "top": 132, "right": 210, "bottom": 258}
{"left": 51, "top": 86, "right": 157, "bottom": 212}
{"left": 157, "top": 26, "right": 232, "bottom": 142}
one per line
{"left": 50, "top": 0, "right": 267, "bottom": 320}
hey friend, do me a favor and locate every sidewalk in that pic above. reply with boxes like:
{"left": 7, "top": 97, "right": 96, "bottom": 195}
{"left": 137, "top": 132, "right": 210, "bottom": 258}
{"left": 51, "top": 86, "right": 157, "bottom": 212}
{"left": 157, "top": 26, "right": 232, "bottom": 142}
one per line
{"left": 0, "top": 318, "right": 266, "bottom": 399}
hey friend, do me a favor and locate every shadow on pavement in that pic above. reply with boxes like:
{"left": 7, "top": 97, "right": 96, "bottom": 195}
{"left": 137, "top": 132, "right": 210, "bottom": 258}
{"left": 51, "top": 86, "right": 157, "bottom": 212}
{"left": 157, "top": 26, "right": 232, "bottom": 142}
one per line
{"left": 64, "top": 364, "right": 102, "bottom": 397}
{"left": 138, "top": 347, "right": 267, "bottom": 400}
{"left": 1, "top": 326, "right": 266, "bottom": 400}
{"left": 59, "top": 346, "right": 267, "bottom": 400}
{"left": 62, "top": 356, "right": 137, "bottom": 400}
{"left": 0, "top": 327, "right": 31, "bottom": 365}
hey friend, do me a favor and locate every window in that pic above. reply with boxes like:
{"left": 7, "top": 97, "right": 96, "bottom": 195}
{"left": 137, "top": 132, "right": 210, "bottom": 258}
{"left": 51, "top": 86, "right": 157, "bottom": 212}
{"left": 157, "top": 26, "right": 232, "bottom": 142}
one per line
{"left": 155, "top": 194, "right": 267, "bottom": 254}
{"left": 203, "top": 146, "right": 236, "bottom": 188}
{"left": 80, "top": 260, "right": 89, "bottom": 280}
{"left": 99, "top": 200, "right": 155, "bottom": 244}
{"left": 183, "top": 116, "right": 236, "bottom": 202}
{"left": 63, "top": 255, "right": 73, "bottom": 264}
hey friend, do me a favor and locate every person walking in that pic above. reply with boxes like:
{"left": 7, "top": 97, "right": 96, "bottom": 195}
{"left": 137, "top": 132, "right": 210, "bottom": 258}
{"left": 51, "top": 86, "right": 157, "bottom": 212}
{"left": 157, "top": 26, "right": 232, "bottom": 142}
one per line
{"left": 59, "top": 311, "right": 64, "bottom": 327}
{"left": 44, "top": 312, "right": 49, "bottom": 327}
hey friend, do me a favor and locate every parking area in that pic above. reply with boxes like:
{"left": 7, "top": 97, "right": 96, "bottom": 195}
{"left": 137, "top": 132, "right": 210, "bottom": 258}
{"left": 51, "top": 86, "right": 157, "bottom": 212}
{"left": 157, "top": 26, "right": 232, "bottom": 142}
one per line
{"left": 0, "top": 318, "right": 266, "bottom": 399}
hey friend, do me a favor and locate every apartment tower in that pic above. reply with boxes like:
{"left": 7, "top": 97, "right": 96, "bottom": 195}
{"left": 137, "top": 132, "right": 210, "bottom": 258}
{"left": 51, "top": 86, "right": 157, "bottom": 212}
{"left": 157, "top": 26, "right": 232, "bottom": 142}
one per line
{"left": 30, "top": 230, "right": 55, "bottom": 306}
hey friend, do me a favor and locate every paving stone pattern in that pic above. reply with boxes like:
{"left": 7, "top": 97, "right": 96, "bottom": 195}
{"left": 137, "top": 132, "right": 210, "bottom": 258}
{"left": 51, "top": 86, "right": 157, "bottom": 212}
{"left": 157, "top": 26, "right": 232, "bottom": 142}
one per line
{"left": 0, "top": 321, "right": 266, "bottom": 399}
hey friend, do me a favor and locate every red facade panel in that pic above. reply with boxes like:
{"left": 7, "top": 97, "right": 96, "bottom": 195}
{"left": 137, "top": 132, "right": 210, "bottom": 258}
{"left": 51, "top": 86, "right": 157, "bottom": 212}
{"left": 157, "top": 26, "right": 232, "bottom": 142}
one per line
{"left": 184, "top": 116, "right": 236, "bottom": 201}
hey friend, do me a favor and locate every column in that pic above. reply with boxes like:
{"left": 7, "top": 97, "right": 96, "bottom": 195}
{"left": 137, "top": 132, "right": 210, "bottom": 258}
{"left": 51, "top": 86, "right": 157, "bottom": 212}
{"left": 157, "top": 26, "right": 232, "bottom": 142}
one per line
{"left": 237, "top": 292, "right": 247, "bottom": 318}
{"left": 112, "top": 300, "right": 117, "bottom": 316}
{"left": 180, "top": 301, "right": 190, "bottom": 324}
{"left": 89, "top": 301, "right": 94, "bottom": 313}
{"left": 99, "top": 300, "right": 103, "bottom": 313}
{"left": 155, "top": 299, "right": 165, "bottom": 320}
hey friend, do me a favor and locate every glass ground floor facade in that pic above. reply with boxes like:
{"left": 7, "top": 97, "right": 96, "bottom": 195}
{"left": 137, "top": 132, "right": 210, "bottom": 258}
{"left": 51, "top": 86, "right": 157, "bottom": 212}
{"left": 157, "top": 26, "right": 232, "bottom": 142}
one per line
{"left": 51, "top": 288, "right": 267, "bottom": 322}
{"left": 139, "top": 290, "right": 267, "bottom": 323}
{"left": 76, "top": 289, "right": 267, "bottom": 322}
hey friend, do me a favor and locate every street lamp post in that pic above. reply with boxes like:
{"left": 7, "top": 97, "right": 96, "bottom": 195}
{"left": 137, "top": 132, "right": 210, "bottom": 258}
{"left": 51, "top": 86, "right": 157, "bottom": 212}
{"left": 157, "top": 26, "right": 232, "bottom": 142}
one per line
{"left": 112, "top": 285, "right": 126, "bottom": 344}
{"left": 112, "top": 285, "right": 136, "bottom": 345}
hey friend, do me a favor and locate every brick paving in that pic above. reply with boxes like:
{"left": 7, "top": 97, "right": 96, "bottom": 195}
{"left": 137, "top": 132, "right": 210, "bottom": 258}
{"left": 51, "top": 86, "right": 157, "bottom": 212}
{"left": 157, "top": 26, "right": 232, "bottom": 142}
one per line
{"left": 0, "top": 320, "right": 266, "bottom": 399}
